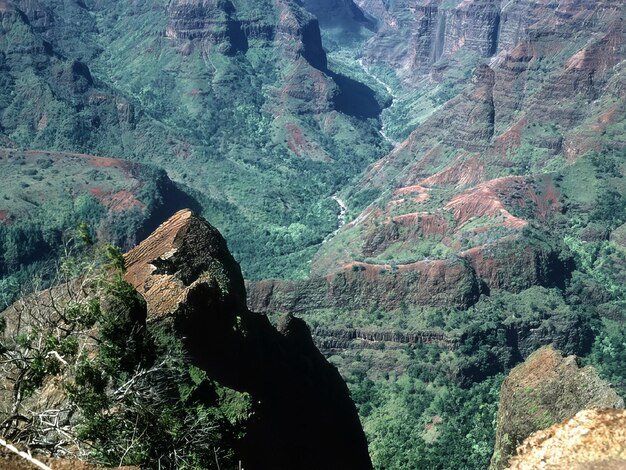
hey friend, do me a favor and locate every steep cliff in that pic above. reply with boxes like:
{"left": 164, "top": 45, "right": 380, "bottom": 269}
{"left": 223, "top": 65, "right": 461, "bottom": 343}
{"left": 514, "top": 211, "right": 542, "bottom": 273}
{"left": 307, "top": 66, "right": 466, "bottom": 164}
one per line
{"left": 0, "top": 148, "right": 198, "bottom": 306}
{"left": 317, "top": 0, "right": 624, "bottom": 298}
{"left": 490, "top": 346, "right": 624, "bottom": 470}
{"left": 124, "top": 209, "right": 373, "bottom": 470}
{"left": 247, "top": 256, "right": 481, "bottom": 313}
{"left": 359, "top": 0, "right": 502, "bottom": 82}
{"left": 166, "top": 0, "right": 250, "bottom": 55}
{"left": 359, "top": 0, "right": 623, "bottom": 84}
{"left": 167, "top": 0, "right": 329, "bottom": 69}
{"left": 0, "top": 209, "right": 372, "bottom": 469}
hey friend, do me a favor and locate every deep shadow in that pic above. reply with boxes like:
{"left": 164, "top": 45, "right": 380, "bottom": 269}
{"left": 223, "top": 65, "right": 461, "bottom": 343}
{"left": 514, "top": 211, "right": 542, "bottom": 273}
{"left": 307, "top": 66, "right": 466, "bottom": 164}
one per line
{"left": 226, "top": 19, "right": 249, "bottom": 55}
{"left": 328, "top": 70, "right": 382, "bottom": 119}
{"left": 137, "top": 174, "right": 203, "bottom": 243}
{"left": 301, "top": 18, "right": 329, "bottom": 71}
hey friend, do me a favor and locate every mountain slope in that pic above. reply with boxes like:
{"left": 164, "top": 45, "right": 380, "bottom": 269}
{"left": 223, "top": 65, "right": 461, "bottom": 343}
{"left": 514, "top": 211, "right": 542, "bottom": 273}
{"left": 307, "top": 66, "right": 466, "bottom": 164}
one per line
{"left": 315, "top": 1, "right": 625, "bottom": 295}
{"left": 0, "top": 147, "right": 197, "bottom": 306}
{"left": 245, "top": 2, "right": 626, "bottom": 468}
{"left": 0, "top": 210, "right": 372, "bottom": 469}
{"left": 0, "top": 0, "right": 388, "bottom": 280}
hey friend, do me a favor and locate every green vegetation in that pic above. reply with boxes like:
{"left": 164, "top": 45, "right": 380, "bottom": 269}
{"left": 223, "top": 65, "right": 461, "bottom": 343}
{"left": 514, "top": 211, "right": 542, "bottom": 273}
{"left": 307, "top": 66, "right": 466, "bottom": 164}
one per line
{"left": 328, "top": 147, "right": 625, "bottom": 468}
{"left": 0, "top": 0, "right": 387, "bottom": 284}
{"left": 0, "top": 149, "right": 189, "bottom": 309}
{"left": 590, "top": 318, "right": 626, "bottom": 397}
{"left": 314, "top": 282, "right": 599, "bottom": 469}
{"left": 1, "top": 0, "right": 625, "bottom": 468}
{"left": 357, "top": 373, "right": 504, "bottom": 469}
{"left": 0, "top": 233, "right": 251, "bottom": 468}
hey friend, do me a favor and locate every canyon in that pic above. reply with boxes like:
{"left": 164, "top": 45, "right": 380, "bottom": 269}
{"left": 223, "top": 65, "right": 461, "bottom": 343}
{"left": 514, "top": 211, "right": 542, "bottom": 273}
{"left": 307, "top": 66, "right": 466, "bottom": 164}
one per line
{"left": 0, "top": 0, "right": 624, "bottom": 468}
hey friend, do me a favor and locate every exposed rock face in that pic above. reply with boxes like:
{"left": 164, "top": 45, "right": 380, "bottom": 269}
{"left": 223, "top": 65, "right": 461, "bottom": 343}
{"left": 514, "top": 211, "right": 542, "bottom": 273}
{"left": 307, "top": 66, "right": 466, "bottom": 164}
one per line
{"left": 448, "top": 0, "right": 501, "bottom": 56}
{"left": 361, "top": 0, "right": 503, "bottom": 81}
{"left": 124, "top": 209, "right": 247, "bottom": 319}
{"left": 246, "top": 257, "right": 481, "bottom": 314}
{"left": 432, "top": 63, "right": 496, "bottom": 150}
{"left": 166, "top": 0, "right": 328, "bottom": 69}
{"left": 316, "top": 2, "right": 624, "bottom": 297}
{"left": 506, "top": 408, "right": 626, "bottom": 470}
{"left": 274, "top": 0, "right": 328, "bottom": 71}
{"left": 490, "top": 346, "right": 624, "bottom": 470}
{"left": 124, "top": 209, "right": 372, "bottom": 470}
{"left": 166, "top": 0, "right": 249, "bottom": 55}
{"left": 8, "top": 0, "right": 51, "bottom": 32}
{"left": 360, "top": 0, "right": 624, "bottom": 83}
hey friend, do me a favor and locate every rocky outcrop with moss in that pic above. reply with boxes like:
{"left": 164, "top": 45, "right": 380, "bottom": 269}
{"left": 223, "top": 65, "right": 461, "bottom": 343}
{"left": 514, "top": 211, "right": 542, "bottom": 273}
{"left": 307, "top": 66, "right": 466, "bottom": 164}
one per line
{"left": 490, "top": 346, "right": 624, "bottom": 469}
{"left": 247, "top": 257, "right": 482, "bottom": 313}
{"left": 0, "top": 210, "right": 372, "bottom": 469}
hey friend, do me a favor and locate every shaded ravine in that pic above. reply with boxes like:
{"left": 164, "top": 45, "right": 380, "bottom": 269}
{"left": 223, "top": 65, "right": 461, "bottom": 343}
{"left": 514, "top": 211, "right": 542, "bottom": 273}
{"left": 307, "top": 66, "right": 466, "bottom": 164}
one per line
{"left": 357, "top": 58, "right": 399, "bottom": 145}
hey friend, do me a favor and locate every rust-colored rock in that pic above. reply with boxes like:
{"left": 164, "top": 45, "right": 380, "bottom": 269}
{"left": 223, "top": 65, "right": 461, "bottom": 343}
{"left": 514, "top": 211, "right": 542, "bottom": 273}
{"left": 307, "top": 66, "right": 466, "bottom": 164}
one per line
{"left": 247, "top": 257, "right": 481, "bottom": 314}
{"left": 124, "top": 208, "right": 246, "bottom": 320}
{"left": 507, "top": 408, "right": 626, "bottom": 470}
{"left": 490, "top": 346, "right": 624, "bottom": 469}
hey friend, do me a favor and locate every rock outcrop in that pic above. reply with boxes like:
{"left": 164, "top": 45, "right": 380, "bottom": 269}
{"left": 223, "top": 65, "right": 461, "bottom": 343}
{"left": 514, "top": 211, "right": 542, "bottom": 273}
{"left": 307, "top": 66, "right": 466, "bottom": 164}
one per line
{"left": 360, "top": 0, "right": 624, "bottom": 84}
{"left": 438, "top": 63, "right": 496, "bottom": 150}
{"left": 247, "top": 257, "right": 481, "bottom": 313}
{"left": 313, "top": 326, "right": 459, "bottom": 352}
{"left": 506, "top": 408, "right": 626, "bottom": 470}
{"left": 124, "top": 209, "right": 373, "bottom": 470}
{"left": 360, "top": 0, "right": 503, "bottom": 81}
{"left": 0, "top": 148, "right": 198, "bottom": 278}
{"left": 316, "top": 1, "right": 624, "bottom": 295}
{"left": 166, "top": 0, "right": 328, "bottom": 70}
{"left": 490, "top": 346, "right": 624, "bottom": 470}
{"left": 166, "top": 0, "right": 249, "bottom": 55}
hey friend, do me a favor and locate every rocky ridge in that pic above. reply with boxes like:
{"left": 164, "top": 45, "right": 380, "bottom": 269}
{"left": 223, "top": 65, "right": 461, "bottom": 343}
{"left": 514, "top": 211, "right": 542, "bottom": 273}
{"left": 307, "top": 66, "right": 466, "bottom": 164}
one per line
{"left": 247, "top": 256, "right": 481, "bottom": 313}
{"left": 166, "top": 0, "right": 328, "bottom": 69}
{"left": 490, "top": 346, "right": 624, "bottom": 469}
{"left": 124, "top": 209, "right": 373, "bottom": 470}
{"left": 0, "top": 0, "right": 386, "bottom": 283}
{"left": 359, "top": 0, "right": 624, "bottom": 84}
{"left": 313, "top": 1, "right": 624, "bottom": 301}
{"left": 0, "top": 148, "right": 197, "bottom": 281}
{"left": 0, "top": 209, "right": 373, "bottom": 469}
